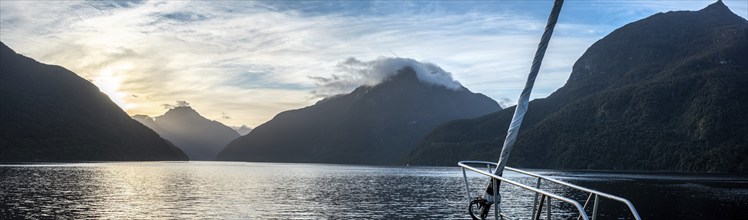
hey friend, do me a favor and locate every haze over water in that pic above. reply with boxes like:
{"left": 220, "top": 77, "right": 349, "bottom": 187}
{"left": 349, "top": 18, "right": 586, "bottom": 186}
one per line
{"left": 1, "top": 162, "right": 745, "bottom": 219}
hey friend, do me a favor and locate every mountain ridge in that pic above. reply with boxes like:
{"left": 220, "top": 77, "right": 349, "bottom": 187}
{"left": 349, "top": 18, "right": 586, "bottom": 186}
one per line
{"left": 132, "top": 106, "right": 240, "bottom": 160}
{"left": 406, "top": 1, "right": 748, "bottom": 173}
{"left": 0, "top": 42, "right": 188, "bottom": 161}
{"left": 217, "top": 66, "right": 501, "bottom": 164}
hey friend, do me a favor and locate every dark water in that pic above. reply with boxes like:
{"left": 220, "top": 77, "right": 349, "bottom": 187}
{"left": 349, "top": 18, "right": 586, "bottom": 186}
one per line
{"left": 1, "top": 162, "right": 746, "bottom": 219}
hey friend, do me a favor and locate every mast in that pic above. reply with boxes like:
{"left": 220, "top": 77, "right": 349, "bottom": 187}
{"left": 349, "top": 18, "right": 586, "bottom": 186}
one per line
{"left": 472, "top": 1, "right": 564, "bottom": 219}
{"left": 494, "top": 0, "right": 563, "bottom": 176}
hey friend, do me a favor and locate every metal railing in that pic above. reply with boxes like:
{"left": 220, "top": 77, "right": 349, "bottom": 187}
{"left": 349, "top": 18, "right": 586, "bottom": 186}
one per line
{"left": 459, "top": 161, "right": 641, "bottom": 220}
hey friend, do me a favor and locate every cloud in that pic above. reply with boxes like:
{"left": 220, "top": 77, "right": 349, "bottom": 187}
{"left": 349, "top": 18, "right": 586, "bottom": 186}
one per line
{"left": 3, "top": 0, "right": 740, "bottom": 126}
{"left": 311, "top": 57, "right": 461, "bottom": 97}
{"left": 176, "top": 100, "right": 190, "bottom": 107}
{"left": 163, "top": 100, "right": 190, "bottom": 109}
{"left": 496, "top": 97, "right": 514, "bottom": 109}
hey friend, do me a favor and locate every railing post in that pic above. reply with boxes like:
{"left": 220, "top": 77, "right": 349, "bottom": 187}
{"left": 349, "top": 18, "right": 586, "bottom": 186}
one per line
{"left": 531, "top": 177, "right": 541, "bottom": 219}
{"left": 462, "top": 167, "right": 472, "bottom": 199}
{"left": 579, "top": 193, "right": 594, "bottom": 220}
{"left": 493, "top": 178, "right": 499, "bottom": 219}
{"left": 547, "top": 197, "right": 551, "bottom": 220}
{"left": 534, "top": 195, "right": 546, "bottom": 220}
{"left": 592, "top": 194, "right": 600, "bottom": 220}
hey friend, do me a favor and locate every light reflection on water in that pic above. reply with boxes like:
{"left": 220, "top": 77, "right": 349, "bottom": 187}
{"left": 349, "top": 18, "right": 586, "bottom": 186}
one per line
{"left": 1, "top": 162, "right": 746, "bottom": 219}
{"left": 1, "top": 162, "right": 480, "bottom": 219}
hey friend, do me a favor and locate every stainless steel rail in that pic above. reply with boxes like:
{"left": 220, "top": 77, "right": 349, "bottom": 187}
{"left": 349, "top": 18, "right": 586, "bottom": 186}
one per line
{"left": 459, "top": 161, "right": 641, "bottom": 220}
{"left": 460, "top": 161, "right": 588, "bottom": 220}
{"left": 503, "top": 166, "right": 641, "bottom": 220}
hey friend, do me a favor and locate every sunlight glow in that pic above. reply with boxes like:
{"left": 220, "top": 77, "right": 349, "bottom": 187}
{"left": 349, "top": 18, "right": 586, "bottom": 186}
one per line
{"left": 93, "top": 63, "right": 136, "bottom": 111}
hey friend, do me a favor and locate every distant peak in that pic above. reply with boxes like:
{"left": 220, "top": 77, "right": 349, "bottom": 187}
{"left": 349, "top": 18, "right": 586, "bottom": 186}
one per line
{"left": 154, "top": 105, "right": 212, "bottom": 124}
{"left": 693, "top": 0, "right": 747, "bottom": 24}
{"left": 168, "top": 105, "right": 196, "bottom": 111}
{"left": 311, "top": 57, "right": 463, "bottom": 98}
{"left": 701, "top": 0, "right": 729, "bottom": 12}
{"left": 164, "top": 106, "right": 201, "bottom": 117}
{"left": 131, "top": 114, "right": 155, "bottom": 124}
{"left": 132, "top": 114, "right": 153, "bottom": 120}
{"left": 232, "top": 124, "right": 253, "bottom": 135}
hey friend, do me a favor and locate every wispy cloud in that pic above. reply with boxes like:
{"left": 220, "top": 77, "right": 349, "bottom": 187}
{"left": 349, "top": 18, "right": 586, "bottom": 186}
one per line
{"left": 1, "top": 0, "right": 743, "bottom": 126}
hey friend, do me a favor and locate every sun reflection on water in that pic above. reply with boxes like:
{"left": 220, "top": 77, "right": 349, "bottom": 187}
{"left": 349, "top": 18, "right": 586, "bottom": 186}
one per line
{"left": 1, "top": 162, "right": 746, "bottom": 219}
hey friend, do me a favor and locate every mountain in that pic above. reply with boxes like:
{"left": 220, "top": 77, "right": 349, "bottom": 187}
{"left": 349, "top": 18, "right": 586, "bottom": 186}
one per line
{"left": 231, "top": 125, "right": 253, "bottom": 136}
{"left": 216, "top": 67, "right": 501, "bottom": 164}
{"left": 132, "top": 106, "right": 240, "bottom": 160}
{"left": 0, "top": 42, "right": 187, "bottom": 162}
{"left": 406, "top": 1, "right": 748, "bottom": 173}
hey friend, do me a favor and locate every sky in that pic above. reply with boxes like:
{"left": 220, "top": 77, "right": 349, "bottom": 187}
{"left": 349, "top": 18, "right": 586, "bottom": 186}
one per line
{"left": 1, "top": 0, "right": 746, "bottom": 127}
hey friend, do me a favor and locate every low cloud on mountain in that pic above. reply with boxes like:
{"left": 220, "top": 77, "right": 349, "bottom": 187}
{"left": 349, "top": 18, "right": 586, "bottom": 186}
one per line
{"left": 311, "top": 57, "right": 462, "bottom": 97}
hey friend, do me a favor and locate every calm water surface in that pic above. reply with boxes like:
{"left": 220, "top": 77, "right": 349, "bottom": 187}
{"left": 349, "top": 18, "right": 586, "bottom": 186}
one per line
{"left": 1, "top": 162, "right": 746, "bottom": 219}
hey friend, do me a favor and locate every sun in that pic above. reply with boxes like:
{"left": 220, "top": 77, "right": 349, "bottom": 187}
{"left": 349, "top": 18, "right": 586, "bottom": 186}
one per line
{"left": 92, "top": 63, "right": 136, "bottom": 111}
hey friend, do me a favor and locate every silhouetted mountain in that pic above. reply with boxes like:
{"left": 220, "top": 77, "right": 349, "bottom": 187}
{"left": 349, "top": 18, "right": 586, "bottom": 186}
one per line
{"left": 0, "top": 42, "right": 187, "bottom": 161}
{"left": 217, "top": 67, "right": 501, "bottom": 164}
{"left": 132, "top": 106, "right": 240, "bottom": 160}
{"left": 231, "top": 125, "right": 253, "bottom": 136}
{"left": 407, "top": 1, "right": 748, "bottom": 173}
